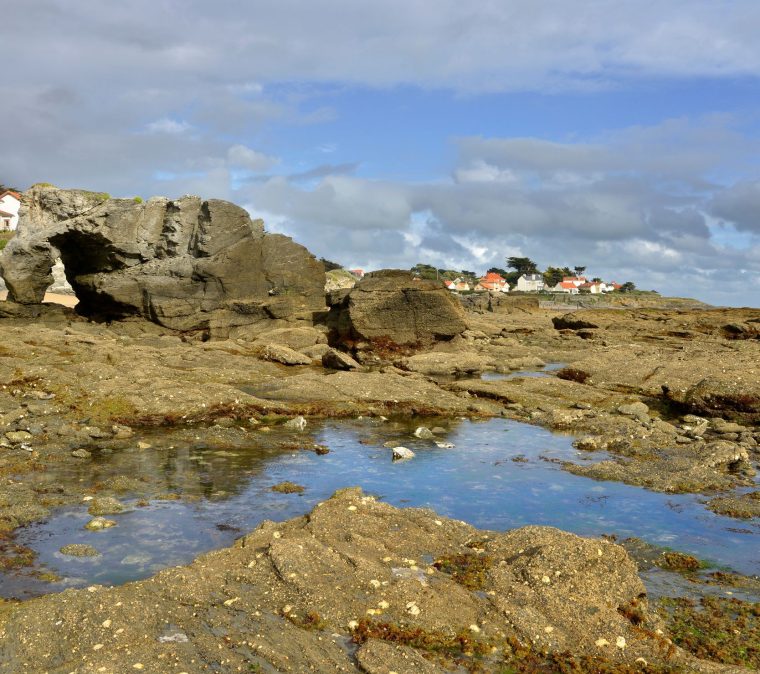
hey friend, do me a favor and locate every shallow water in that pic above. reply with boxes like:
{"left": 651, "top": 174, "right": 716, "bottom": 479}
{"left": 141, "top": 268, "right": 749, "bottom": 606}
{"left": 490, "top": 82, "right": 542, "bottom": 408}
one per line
{"left": 3, "top": 415, "right": 758, "bottom": 599}
{"left": 481, "top": 361, "right": 565, "bottom": 380}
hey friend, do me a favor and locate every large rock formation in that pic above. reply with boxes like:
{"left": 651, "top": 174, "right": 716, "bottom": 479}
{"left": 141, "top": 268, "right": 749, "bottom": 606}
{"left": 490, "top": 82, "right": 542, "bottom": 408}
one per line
{"left": 0, "top": 186, "right": 326, "bottom": 336}
{"left": 328, "top": 269, "right": 467, "bottom": 346}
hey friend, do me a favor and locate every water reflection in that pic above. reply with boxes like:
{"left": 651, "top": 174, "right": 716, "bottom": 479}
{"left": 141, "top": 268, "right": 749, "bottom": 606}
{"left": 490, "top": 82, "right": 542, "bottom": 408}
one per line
{"left": 4, "top": 416, "right": 758, "bottom": 599}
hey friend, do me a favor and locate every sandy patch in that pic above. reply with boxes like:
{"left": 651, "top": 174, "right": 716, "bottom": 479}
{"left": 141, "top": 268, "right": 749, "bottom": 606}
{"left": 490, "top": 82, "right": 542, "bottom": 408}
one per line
{"left": 0, "top": 291, "right": 79, "bottom": 307}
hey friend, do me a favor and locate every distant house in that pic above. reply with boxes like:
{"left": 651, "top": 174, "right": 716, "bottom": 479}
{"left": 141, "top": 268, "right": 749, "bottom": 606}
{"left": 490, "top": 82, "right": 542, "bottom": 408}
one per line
{"left": 516, "top": 273, "right": 544, "bottom": 292}
{"left": 552, "top": 280, "right": 580, "bottom": 294}
{"left": 349, "top": 268, "right": 365, "bottom": 279}
{"left": 475, "top": 271, "right": 510, "bottom": 293}
{"left": 444, "top": 277, "right": 471, "bottom": 292}
{"left": 0, "top": 190, "right": 20, "bottom": 231}
{"left": 579, "top": 281, "right": 605, "bottom": 294}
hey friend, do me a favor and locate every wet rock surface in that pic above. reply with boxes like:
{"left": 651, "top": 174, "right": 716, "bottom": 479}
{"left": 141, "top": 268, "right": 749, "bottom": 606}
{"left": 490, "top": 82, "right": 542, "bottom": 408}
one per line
{"left": 0, "top": 279, "right": 756, "bottom": 671}
{"left": 0, "top": 489, "right": 744, "bottom": 673}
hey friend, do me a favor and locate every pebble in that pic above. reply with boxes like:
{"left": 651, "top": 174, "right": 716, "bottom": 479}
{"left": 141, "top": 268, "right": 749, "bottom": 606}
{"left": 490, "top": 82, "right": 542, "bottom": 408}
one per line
{"left": 71, "top": 448, "right": 92, "bottom": 459}
{"left": 405, "top": 601, "right": 421, "bottom": 616}
{"left": 616, "top": 636, "right": 626, "bottom": 649}
{"left": 595, "top": 638, "right": 609, "bottom": 647}
{"left": 413, "top": 426, "right": 434, "bottom": 439}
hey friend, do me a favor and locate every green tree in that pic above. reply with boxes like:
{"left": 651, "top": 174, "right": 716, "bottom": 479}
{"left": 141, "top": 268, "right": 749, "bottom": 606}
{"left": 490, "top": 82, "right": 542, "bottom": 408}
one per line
{"left": 619, "top": 281, "right": 637, "bottom": 293}
{"left": 411, "top": 263, "right": 439, "bottom": 280}
{"left": 0, "top": 184, "right": 20, "bottom": 193}
{"left": 320, "top": 257, "right": 343, "bottom": 272}
{"left": 487, "top": 267, "right": 508, "bottom": 277}
{"left": 506, "top": 257, "right": 538, "bottom": 275}
{"left": 543, "top": 266, "right": 568, "bottom": 287}
{"left": 573, "top": 266, "right": 586, "bottom": 276}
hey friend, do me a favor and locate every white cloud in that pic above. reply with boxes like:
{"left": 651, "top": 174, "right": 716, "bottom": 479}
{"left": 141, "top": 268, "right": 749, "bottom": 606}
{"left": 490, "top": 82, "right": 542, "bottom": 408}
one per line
{"left": 227, "top": 145, "right": 278, "bottom": 172}
{"left": 145, "top": 117, "right": 192, "bottom": 135}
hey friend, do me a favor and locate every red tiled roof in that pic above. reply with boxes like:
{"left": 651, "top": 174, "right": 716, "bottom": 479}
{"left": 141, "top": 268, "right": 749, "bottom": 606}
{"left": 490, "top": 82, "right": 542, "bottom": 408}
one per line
{"left": 0, "top": 190, "right": 20, "bottom": 200}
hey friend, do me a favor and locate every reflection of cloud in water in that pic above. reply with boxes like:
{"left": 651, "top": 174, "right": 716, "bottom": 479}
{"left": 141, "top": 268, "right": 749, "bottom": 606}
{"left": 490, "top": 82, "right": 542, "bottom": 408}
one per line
{"left": 2, "top": 416, "right": 758, "bottom": 599}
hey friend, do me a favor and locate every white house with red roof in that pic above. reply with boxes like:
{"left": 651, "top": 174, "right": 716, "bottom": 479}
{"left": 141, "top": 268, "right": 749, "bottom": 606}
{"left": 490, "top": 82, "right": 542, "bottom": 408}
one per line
{"left": 551, "top": 280, "right": 580, "bottom": 294}
{"left": 0, "top": 190, "right": 20, "bottom": 231}
{"left": 474, "top": 271, "right": 510, "bottom": 293}
{"left": 444, "top": 277, "right": 472, "bottom": 292}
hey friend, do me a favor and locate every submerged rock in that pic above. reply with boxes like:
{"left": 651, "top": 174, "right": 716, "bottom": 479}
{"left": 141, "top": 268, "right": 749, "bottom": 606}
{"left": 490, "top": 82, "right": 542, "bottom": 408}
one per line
{"left": 60, "top": 543, "right": 99, "bottom": 557}
{"left": 391, "top": 446, "right": 415, "bottom": 460}
{"left": 1, "top": 185, "right": 326, "bottom": 337}
{"left": 85, "top": 517, "right": 117, "bottom": 531}
{"left": 87, "top": 496, "right": 125, "bottom": 516}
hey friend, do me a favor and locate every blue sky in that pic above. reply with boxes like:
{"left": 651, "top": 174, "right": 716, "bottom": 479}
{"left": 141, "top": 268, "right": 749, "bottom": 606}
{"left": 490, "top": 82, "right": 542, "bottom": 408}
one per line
{"left": 4, "top": 0, "right": 760, "bottom": 305}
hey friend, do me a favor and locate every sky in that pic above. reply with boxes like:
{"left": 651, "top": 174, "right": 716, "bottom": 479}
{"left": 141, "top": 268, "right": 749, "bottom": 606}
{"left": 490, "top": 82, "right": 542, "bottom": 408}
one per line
{"left": 3, "top": 1, "right": 760, "bottom": 306}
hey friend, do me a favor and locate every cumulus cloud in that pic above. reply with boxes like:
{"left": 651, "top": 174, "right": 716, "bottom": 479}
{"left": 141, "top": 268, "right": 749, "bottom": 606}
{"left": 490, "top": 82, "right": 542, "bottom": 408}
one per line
{"left": 236, "top": 115, "right": 760, "bottom": 305}
{"left": 710, "top": 181, "right": 760, "bottom": 232}
{"left": 3, "top": 2, "right": 760, "bottom": 305}
{"left": 145, "top": 118, "right": 193, "bottom": 135}
{"left": 227, "top": 145, "right": 278, "bottom": 172}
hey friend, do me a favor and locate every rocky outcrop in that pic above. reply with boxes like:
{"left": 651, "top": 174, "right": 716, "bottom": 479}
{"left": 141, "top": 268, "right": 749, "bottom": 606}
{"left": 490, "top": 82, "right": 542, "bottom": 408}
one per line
{"left": 328, "top": 269, "right": 467, "bottom": 347}
{"left": 0, "top": 489, "right": 734, "bottom": 673}
{"left": 0, "top": 186, "right": 326, "bottom": 336}
{"left": 552, "top": 312, "right": 599, "bottom": 330}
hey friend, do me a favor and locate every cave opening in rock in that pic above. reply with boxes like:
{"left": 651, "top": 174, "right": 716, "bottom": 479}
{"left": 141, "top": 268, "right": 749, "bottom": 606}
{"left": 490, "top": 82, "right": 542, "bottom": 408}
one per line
{"left": 47, "top": 231, "right": 140, "bottom": 319}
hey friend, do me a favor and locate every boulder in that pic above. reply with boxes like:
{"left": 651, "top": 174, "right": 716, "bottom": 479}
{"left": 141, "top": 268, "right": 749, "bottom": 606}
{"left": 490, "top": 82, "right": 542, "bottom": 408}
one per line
{"left": 321, "top": 348, "right": 361, "bottom": 371}
{"left": 1, "top": 186, "right": 326, "bottom": 336}
{"left": 678, "top": 376, "right": 760, "bottom": 422}
{"left": 251, "top": 326, "right": 327, "bottom": 351}
{"left": 552, "top": 313, "right": 600, "bottom": 331}
{"left": 327, "top": 270, "right": 467, "bottom": 347}
{"left": 399, "top": 351, "right": 491, "bottom": 377}
{"left": 257, "top": 343, "right": 312, "bottom": 366}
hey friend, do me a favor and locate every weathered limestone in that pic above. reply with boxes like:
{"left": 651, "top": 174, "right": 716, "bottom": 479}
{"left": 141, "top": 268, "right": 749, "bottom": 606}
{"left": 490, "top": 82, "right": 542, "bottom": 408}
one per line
{"left": 0, "top": 186, "right": 326, "bottom": 336}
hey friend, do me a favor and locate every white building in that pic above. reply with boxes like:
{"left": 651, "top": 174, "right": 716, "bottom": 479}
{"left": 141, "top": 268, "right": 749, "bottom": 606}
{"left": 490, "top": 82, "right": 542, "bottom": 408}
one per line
{"left": 0, "top": 190, "right": 21, "bottom": 231}
{"left": 516, "top": 273, "right": 545, "bottom": 292}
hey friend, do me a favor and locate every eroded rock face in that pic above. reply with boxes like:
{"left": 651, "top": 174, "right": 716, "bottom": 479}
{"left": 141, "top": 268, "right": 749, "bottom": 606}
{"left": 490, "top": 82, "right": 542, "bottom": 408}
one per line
{"left": 328, "top": 269, "right": 467, "bottom": 346}
{"left": 0, "top": 186, "right": 326, "bottom": 336}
